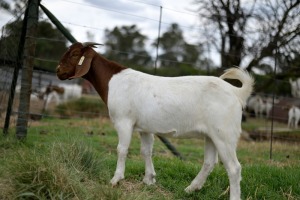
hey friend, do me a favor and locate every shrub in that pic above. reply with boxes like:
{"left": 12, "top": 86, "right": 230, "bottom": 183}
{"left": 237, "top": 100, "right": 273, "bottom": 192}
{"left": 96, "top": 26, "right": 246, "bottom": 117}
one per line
{"left": 55, "top": 97, "right": 108, "bottom": 118}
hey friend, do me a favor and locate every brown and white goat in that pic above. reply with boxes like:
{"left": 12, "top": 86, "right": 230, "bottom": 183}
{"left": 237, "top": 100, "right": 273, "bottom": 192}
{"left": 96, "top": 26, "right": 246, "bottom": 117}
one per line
{"left": 56, "top": 42, "right": 254, "bottom": 200}
{"left": 39, "top": 83, "right": 82, "bottom": 110}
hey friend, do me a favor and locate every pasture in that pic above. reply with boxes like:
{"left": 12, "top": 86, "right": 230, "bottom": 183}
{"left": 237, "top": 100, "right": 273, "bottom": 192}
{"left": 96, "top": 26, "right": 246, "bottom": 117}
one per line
{"left": 1, "top": 0, "right": 299, "bottom": 199}
{"left": 1, "top": 98, "right": 300, "bottom": 199}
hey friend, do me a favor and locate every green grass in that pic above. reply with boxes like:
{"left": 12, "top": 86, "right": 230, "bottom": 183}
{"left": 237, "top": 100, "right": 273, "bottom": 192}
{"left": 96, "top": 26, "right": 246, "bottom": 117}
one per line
{"left": 1, "top": 117, "right": 300, "bottom": 199}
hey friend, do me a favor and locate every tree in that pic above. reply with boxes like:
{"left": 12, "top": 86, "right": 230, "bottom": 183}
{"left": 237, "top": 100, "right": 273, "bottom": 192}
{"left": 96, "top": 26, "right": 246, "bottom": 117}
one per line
{"left": 154, "top": 23, "right": 206, "bottom": 70}
{"left": 104, "top": 25, "right": 152, "bottom": 68}
{"left": 0, "top": 0, "right": 27, "bottom": 18}
{"left": 34, "top": 21, "right": 68, "bottom": 71}
{"left": 247, "top": 0, "right": 300, "bottom": 73}
{"left": 0, "top": 0, "right": 68, "bottom": 72}
{"left": 194, "top": 0, "right": 300, "bottom": 73}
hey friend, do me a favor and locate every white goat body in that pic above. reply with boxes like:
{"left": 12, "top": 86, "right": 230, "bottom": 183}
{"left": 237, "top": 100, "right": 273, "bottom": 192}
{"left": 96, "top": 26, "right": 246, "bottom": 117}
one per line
{"left": 43, "top": 83, "right": 82, "bottom": 109}
{"left": 109, "top": 69, "right": 248, "bottom": 137}
{"left": 288, "top": 106, "right": 300, "bottom": 129}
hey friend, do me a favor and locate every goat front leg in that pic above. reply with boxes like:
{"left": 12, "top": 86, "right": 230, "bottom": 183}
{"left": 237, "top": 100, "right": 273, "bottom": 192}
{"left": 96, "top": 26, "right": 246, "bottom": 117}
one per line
{"left": 140, "top": 132, "right": 156, "bottom": 185}
{"left": 110, "top": 121, "right": 133, "bottom": 186}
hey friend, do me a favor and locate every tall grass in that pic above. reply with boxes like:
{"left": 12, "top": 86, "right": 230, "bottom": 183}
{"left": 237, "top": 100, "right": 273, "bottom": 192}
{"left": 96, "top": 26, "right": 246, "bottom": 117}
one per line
{"left": 0, "top": 136, "right": 120, "bottom": 199}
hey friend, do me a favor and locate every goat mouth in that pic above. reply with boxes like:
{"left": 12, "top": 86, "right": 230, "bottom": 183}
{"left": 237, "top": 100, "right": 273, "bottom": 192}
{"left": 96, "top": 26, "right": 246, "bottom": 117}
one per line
{"left": 57, "top": 73, "right": 69, "bottom": 80}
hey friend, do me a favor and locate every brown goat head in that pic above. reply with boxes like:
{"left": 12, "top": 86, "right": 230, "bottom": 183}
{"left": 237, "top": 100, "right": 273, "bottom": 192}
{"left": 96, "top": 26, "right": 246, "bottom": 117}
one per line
{"left": 56, "top": 42, "right": 101, "bottom": 80}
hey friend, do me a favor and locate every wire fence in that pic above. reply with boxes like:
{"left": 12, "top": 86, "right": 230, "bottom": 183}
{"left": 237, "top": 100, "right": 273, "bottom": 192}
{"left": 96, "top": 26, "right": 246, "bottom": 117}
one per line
{"left": 0, "top": 1, "right": 300, "bottom": 159}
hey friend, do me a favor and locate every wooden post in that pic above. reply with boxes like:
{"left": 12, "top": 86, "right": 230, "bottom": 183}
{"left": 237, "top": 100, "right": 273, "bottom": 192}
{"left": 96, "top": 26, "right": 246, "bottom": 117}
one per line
{"left": 16, "top": 0, "right": 40, "bottom": 139}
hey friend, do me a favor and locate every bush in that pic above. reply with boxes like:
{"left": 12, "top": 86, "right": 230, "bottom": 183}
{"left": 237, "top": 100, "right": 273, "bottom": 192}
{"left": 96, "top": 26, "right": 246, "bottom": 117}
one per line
{"left": 55, "top": 96, "right": 108, "bottom": 118}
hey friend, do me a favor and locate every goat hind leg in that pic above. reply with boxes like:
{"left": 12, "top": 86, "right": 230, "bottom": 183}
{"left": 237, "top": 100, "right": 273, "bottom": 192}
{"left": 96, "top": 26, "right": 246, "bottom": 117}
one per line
{"left": 140, "top": 132, "right": 156, "bottom": 185}
{"left": 185, "top": 136, "right": 218, "bottom": 193}
{"left": 214, "top": 139, "right": 241, "bottom": 200}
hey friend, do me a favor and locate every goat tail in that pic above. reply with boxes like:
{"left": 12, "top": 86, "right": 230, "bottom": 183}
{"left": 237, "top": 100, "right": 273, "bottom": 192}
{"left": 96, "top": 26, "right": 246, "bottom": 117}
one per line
{"left": 220, "top": 67, "right": 254, "bottom": 108}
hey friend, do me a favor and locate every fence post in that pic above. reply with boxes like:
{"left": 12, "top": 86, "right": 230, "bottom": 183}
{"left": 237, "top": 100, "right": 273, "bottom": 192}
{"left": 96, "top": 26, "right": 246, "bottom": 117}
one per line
{"left": 269, "top": 44, "right": 279, "bottom": 159}
{"left": 3, "top": 2, "right": 30, "bottom": 135}
{"left": 153, "top": 6, "right": 183, "bottom": 160}
{"left": 15, "top": 0, "right": 40, "bottom": 139}
{"left": 154, "top": 6, "right": 162, "bottom": 74}
{"left": 39, "top": 4, "right": 77, "bottom": 43}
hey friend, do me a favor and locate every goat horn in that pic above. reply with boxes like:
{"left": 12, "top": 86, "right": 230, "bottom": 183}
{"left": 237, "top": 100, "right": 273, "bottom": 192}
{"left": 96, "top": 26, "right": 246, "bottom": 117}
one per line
{"left": 82, "top": 42, "right": 103, "bottom": 48}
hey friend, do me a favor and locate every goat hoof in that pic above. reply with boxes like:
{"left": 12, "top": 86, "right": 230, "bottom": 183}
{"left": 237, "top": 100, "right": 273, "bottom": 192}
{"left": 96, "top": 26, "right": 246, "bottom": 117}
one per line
{"left": 110, "top": 175, "right": 124, "bottom": 186}
{"left": 185, "top": 185, "right": 197, "bottom": 193}
{"left": 143, "top": 177, "right": 156, "bottom": 185}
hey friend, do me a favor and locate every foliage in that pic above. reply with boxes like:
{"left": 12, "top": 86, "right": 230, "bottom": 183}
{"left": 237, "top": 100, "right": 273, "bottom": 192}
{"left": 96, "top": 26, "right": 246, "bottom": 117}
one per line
{"left": 153, "top": 23, "right": 208, "bottom": 70}
{"left": 194, "top": 0, "right": 300, "bottom": 74}
{"left": 253, "top": 73, "right": 291, "bottom": 95}
{"left": 34, "top": 21, "right": 68, "bottom": 72}
{"left": 103, "top": 23, "right": 211, "bottom": 74}
{"left": 55, "top": 96, "right": 108, "bottom": 118}
{"left": 0, "top": 19, "right": 68, "bottom": 72}
{"left": 0, "top": 0, "right": 68, "bottom": 72}
{"left": 0, "top": 0, "right": 27, "bottom": 18}
{"left": 104, "top": 25, "right": 153, "bottom": 68}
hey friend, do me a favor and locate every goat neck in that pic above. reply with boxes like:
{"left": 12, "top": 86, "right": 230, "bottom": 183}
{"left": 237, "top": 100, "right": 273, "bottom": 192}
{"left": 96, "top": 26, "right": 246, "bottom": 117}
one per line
{"left": 83, "top": 54, "right": 126, "bottom": 105}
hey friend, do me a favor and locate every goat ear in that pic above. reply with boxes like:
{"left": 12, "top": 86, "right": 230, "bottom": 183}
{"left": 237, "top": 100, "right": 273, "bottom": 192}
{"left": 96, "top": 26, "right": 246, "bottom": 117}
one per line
{"left": 68, "top": 48, "right": 95, "bottom": 79}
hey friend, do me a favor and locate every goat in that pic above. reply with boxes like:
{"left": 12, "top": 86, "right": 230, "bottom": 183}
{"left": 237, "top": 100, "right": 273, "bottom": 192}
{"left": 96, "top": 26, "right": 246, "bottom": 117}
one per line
{"left": 39, "top": 83, "right": 82, "bottom": 110}
{"left": 56, "top": 42, "right": 254, "bottom": 200}
{"left": 261, "top": 97, "right": 279, "bottom": 119}
{"left": 288, "top": 106, "right": 300, "bottom": 129}
{"left": 247, "top": 95, "right": 263, "bottom": 117}
{"left": 247, "top": 95, "right": 278, "bottom": 118}
{"left": 289, "top": 78, "right": 300, "bottom": 98}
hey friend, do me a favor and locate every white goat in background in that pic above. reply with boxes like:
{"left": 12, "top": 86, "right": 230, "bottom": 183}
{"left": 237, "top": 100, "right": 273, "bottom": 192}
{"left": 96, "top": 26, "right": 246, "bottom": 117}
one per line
{"left": 247, "top": 95, "right": 264, "bottom": 117}
{"left": 247, "top": 95, "right": 278, "bottom": 118}
{"left": 261, "top": 97, "right": 279, "bottom": 119}
{"left": 289, "top": 78, "right": 300, "bottom": 98}
{"left": 41, "top": 83, "right": 82, "bottom": 110}
{"left": 288, "top": 106, "right": 300, "bottom": 129}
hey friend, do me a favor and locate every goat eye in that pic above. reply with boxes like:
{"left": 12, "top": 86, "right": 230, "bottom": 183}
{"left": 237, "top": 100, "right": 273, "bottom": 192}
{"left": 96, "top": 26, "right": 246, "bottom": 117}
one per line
{"left": 70, "top": 49, "right": 81, "bottom": 58}
{"left": 71, "top": 53, "right": 80, "bottom": 58}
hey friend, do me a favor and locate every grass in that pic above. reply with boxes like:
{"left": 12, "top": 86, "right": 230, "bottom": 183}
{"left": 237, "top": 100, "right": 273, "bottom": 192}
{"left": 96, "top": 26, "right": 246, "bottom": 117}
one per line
{"left": 0, "top": 117, "right": 300, "bottom": 199}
